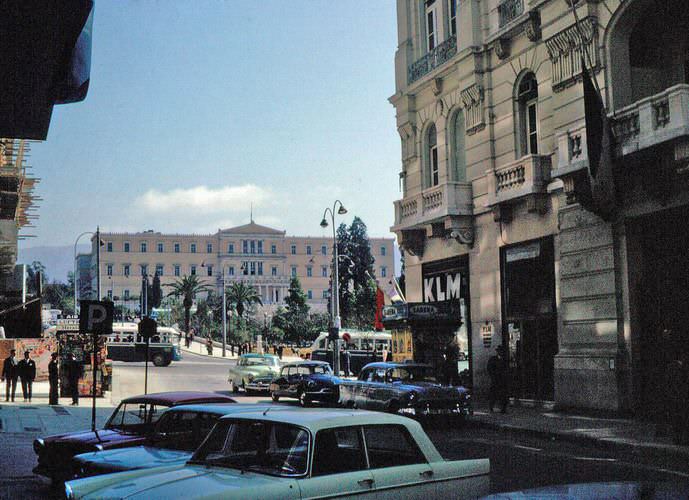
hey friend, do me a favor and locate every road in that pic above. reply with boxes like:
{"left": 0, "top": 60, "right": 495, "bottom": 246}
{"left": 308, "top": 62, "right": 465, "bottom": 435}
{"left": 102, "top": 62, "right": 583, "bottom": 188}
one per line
{"left": 3, "top": 352, "right": 689, "bottom": 499}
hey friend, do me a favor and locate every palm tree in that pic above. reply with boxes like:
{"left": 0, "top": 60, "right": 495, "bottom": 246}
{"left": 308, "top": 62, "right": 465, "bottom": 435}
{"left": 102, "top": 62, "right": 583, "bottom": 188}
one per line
{"left": 226, "top": 281, "right": 262, "bottom": 317}
{"left": 166, "top": 275, "right": 211, "bottom": 334}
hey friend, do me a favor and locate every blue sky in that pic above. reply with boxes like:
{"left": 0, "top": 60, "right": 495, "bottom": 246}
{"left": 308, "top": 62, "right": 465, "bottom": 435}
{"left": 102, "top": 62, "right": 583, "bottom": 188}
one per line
{"left": 20, "top": 1, "right": 400, "bottom": 249}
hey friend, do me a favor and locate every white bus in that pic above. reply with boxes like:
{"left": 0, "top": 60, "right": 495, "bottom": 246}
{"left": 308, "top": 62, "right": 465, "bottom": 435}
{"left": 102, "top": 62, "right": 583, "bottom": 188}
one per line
{"left": 310, "top": 330, "right": 392, "bottom": 374}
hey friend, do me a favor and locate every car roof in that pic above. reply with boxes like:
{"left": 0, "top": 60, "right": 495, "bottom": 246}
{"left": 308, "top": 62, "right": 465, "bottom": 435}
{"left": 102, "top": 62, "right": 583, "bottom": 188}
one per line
{"left": 281, "top": 361, "right": 330, "bottom": 368}
{"left": 217, "top": 408, "right": 414, "bottom": 432}
{"left": 240, "top": 353, "right": 278, "bottom": 358}
{"left": 361, "top": 362, "right": 432, "bottom": 370}
{"left": 163, "top": 403, "right": 277, "bottom": 416}
{"left": 120, "top": 391, "right": 236, "bottom": 406}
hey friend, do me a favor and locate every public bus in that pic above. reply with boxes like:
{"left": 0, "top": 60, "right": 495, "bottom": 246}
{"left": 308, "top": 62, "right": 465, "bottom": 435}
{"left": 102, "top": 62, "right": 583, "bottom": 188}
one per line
{"left": 309, "top": 330, "right": 392, "bottom": 375}
{"left": 105, "top": 322, "right": 182, "bottom": 367}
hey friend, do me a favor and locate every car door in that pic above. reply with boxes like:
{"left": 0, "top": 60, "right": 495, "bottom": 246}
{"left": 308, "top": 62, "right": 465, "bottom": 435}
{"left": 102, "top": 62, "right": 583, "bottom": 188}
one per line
{"left": 355, "top": 369, "right": 375, "bottom": 409}
{"left": 299, "top": 426, "right": 376, "bottom": 499}
{"left": 362, "top": 424, "right": 436, "bottom": 500}
{"left": 287, "top": 366, "right": 301, "bottom": 396}
{"left": 274, "top": 366, "right": 290, "bottom": 396}
{"left": 367, "top": 368, "right": 389, "bottom": 411}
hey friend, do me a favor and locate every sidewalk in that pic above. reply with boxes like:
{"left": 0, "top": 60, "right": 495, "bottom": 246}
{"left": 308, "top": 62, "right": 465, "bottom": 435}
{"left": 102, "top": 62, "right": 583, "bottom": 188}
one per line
{"left": 183, "top": 339, "right": 302, "bottom": 362}
{"left": 469, "top": 396, "right": 689, "bottom": 468}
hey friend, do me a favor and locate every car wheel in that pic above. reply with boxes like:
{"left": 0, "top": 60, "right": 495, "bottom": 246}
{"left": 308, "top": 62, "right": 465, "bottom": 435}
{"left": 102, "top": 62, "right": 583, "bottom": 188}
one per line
{"left": 152, "top": 353, "right": 165, "bottom": 367}
{"left": 271, "top": 392, "right": 280, "bottom": 402}
{"left": 298, "top": 390, "right": 310, "bottom": 407}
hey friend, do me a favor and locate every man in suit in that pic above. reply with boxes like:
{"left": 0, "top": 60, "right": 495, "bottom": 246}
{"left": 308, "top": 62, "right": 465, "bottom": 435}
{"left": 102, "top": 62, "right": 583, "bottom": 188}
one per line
{"left": 2, "top": 349, "right": 18, "bottom": 402}
{"left": 48, "top": 352, "right": 59, "bottom": 405}
{"left": 17, "top": 350, "right": 36, "bottom": 402}
{"left": 65, "top": 353, "right": 82, "bottom": 405}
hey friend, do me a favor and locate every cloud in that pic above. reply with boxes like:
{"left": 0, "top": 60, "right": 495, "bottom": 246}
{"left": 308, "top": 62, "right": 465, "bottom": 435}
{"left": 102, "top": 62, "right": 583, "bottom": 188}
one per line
{"left": 135, "top": 184, "right": 273, "bottom": 214}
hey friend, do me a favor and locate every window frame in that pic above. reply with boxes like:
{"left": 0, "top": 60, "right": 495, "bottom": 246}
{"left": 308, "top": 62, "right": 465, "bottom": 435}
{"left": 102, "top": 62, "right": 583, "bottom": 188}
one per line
{"left": 425, "top": 1, "right": 438, "bottom": 52}
{"left": 157, "top": 242, "right": 164, "bottom": 253}
{"left": 155, "top": 264, "right": 164, "bottom": 276}
{"left": 174, "top": 242, "right": 180, "bottom": 253}
{"left": 124, "top": 242, "right": 130, "bottom": 253}
{"left": 140, "top": 242, "right": 147, "bottom": 253}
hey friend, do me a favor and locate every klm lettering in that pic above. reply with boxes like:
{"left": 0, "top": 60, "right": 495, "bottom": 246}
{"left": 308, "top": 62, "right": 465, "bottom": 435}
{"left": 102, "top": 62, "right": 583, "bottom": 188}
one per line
{"left": 423, "top": 273, "right": 461, "bottom": 302}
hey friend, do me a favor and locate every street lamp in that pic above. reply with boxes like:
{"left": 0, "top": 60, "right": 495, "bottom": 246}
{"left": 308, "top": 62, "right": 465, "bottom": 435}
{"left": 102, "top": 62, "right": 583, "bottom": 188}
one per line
{"left": 74, "top": 231, "right": 95, "bottom": 315}
{"left": 320, "top": 200, "right": 347, "bottom": 375}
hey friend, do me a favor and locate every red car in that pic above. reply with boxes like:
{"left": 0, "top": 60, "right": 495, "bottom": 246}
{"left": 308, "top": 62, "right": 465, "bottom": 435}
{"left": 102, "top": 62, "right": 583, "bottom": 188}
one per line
{"left": 33, "top": 391, "right": 235, "bottom": 483}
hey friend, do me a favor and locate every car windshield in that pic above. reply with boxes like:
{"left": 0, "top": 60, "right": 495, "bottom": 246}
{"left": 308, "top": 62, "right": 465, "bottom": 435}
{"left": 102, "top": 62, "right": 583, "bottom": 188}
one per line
{"left": 105, "top": 402, "right": 167, "bottom": 433}
{"left": 388, "top": 366, "right": 437, "bottom": 383}
{"left": 189, "top": 419, "right": 309, "bottom": 477}
{"left": 241, "top": 357, "right": 275, "bottom": 367}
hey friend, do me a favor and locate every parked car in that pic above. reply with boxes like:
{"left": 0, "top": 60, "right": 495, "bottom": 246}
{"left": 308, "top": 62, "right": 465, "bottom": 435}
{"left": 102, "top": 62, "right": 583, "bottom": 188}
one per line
{"left": 338, "top": 362, "right": 472, "bottom": 424}
{"left": 33, "top": 391, "right": 235, "bottom": 483}
{"left": 71, "top": 403, "right": 276, "bottom": 478}
{"left": 227, "top": 353, "right": 281, "bottom": 393}
{"left": 269, "top": 360, "right": 340, "bottom": 407}
{"left": 65, "top": 408, "right": 490, "bottom": 499}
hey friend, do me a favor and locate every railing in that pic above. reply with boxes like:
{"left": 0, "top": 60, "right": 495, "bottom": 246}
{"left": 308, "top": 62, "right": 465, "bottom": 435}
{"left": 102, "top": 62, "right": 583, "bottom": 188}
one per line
{"left": 498, "top": 0, "right": 523, "bottom": 27}
{"left": 393, "top": 181, "right": 472, "bottom": 229}
{"left": 408, "top": 36, "right": 457, "bottom": 84}
{"left": 611, "top": 84, "right": 689, "bottom": 157}
{"left": 488, "top": 154, "right": 551, "bottom": 205}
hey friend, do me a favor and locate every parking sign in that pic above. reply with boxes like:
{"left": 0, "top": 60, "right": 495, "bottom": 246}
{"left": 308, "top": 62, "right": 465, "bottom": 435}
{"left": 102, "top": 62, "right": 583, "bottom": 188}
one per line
{"left": 79, "top": 300, "right": 114, "bottom": 336}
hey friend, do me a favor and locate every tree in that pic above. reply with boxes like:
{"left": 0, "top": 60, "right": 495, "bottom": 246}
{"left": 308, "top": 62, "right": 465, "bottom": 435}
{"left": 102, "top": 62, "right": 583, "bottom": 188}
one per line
{"left": 43, "top": 280, "right": 75, "bottom": 315}
{"left": 26, "top": 261, "right": 46, "bottom": 295}
{"left": 150, "top": 273, "right": 162, "bottom": 309}
{"left": 273, "top": 277, "right": 311, "bottom": 343}
{"left": 225, "top": 281, "right": 262, "bottom": 318}
{"left": 165, "top": 275, "right": 211, "bottom": 334}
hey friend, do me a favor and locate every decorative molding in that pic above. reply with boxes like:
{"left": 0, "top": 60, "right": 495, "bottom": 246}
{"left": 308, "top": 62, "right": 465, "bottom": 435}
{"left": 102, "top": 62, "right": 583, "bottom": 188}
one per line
{"left": 460, "top": 84, "right": 485, "bottom": 134}
{"left": 398, "top": 122, "right": 417, "bottom": 161}
{"left": 493, "top": 38, "right": 511, "bottom": 60}
{"left": 525, "top": 11, "right": 541, "bottom": 42}
{"left": 431, "top": 78, "right": 443, "bottom": 96}
{"left": 445, "top": 216, "right": 475, "bottom": 246}
{"left": 398, "top": 229, "right": 426, "bottom": 257}
{"left": 546, "top": 17, "right": 598, "bottom": 91}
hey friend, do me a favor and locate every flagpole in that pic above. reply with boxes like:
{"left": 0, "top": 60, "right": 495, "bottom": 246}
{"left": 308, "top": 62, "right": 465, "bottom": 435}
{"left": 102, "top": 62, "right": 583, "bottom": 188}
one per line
{"left": 391, "top": 276, "right": 407, "bottom": 303}
{"left": 566, "top": 0, "right": 603, "bottom": 101}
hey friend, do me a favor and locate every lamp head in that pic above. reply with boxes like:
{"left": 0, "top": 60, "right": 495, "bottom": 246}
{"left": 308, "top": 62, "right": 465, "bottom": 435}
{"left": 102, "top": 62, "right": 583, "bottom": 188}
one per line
{"left": 337, "top": 205, "right": 348, "bottom": 215}
{"left": 320, "top": 218, "right": 329, "bottom": 228}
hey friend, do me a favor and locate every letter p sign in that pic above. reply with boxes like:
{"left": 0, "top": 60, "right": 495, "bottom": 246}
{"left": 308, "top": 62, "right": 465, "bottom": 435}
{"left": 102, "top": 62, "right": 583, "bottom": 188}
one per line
{"left": 79, "top": 300, "right": 114, "bottom": 336}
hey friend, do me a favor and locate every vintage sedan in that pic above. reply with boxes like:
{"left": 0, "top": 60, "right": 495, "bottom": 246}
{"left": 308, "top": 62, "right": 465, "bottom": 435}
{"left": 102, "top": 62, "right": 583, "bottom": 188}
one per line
{"left": 227, "top": 353, "right": 281, "bottom": 393}
{"left": 33, "top": 391, "right": 235, "bottom": 483}
{"left": 338, "top": 362, "right": 472, "bottom": 424}
{"left": 71, "top": 403, "right": 275, "bottom": 478}
{"left": 269, "top": 360, "right": 340, "bottom": 407}
{"left": 65, "top": 409, "right": 490, "bottom": 499}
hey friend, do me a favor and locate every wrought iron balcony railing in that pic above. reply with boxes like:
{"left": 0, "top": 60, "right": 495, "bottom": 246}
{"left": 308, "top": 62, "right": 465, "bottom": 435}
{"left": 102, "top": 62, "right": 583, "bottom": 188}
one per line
{"left": 408, "top": 36, "right": 457, "bottom": 84}
{"left": 498, "top": 0, "right": 524, "bottom": 28}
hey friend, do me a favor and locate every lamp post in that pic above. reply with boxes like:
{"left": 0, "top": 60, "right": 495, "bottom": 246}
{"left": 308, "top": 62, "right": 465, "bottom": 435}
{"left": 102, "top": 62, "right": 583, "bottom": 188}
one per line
{"left": 320, "top": 200, "right": 347, "bottom": 375}
{"left": 221, "top": 269, "right": 227, "bottom": 357}
{"left": 74, "top": 231, "right": 95, "bottom": 314}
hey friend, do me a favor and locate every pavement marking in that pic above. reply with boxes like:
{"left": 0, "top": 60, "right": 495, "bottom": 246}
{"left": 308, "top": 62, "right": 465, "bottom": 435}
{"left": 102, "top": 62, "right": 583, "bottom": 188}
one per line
{"left": 571, "top": 456, "right": 618, "bottom": 462}
{"left": 513, "top": 444, "right": 542, "bottom": 452}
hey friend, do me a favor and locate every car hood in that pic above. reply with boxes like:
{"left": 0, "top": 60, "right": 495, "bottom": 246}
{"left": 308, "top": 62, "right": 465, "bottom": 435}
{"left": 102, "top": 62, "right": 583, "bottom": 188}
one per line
{"left": 67, "top": 464, "right": 299, "bottom": 499}
{"left": 232, "top": 366, "right": 278, "bottom": 376}
{"left": 43, "top": 429, "right": 143, "bottom": 449}
{"left": 74, "top": 446, "right": 191, "bottom": 471}
{"left": 307, "top": 374, "right": 339, "bottom": 386}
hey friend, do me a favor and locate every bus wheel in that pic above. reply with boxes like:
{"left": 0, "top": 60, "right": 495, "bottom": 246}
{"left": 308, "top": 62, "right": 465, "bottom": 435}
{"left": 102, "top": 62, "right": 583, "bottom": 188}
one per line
{"left": 152, "top": 353, "right": 165, "bottom": 367}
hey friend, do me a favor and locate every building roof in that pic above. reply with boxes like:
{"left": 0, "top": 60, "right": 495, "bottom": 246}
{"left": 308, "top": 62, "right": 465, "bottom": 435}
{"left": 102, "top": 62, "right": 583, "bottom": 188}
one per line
{"left": 219, "top": 222, "right": 285, "bottom": 235}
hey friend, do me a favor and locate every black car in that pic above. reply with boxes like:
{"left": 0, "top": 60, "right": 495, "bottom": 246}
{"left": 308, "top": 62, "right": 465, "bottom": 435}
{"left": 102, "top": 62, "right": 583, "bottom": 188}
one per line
{"left": 338, "top": 362, "right": 471, "bottom": 425}
{"left": 269, "top": 360, "right": 340, "bottom": 407}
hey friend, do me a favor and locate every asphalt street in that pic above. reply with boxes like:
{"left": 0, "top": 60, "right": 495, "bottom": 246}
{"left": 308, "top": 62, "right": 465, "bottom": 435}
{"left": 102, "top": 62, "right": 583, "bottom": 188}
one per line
{"left": 2, "top": 352, "right": 688, "bottom": 499}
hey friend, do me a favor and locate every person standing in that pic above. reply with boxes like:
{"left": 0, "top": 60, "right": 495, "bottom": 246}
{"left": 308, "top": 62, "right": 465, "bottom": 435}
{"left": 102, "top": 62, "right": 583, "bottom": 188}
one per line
{"left": 487, "top": 345, "right": 509, "bottom": 413}
{"left": 65, "top": 353, "right": 82, "bottom": 405}
{"left": 17, "top": 350, "right": 36, "bottom": 402}
{"left": 342, "top": 345, "right": 352, "bottom": 377}
{"left": 206, "top": 336, "right": 214, "bottom": 356}
{"left": 48, "top": 352, "right": 59, "bottom": 405}
{"left": 2, "top": 349, "right": 18, "bottom": 402}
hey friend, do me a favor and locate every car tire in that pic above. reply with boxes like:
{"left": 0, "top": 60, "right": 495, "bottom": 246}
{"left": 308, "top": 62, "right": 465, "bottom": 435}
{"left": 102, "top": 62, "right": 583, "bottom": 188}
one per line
{"left": 152, "top": 353, "right": 165, "bottom": 367}
{"left": 271, "top": 392, "right": 280, "bottom": 402}
{"left": 298, "top": 390, "right": 309, "bottom": 407}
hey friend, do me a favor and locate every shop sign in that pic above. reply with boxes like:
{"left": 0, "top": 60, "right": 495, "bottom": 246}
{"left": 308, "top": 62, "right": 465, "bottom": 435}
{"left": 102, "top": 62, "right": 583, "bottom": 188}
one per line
{"left": 409, "top": 304, "right": 438, "bottom": 317}
{"left": 55, "top": 318, "right": 80, "bottom": 331}
{"left": 481, "top": 322, "right": 493, "bottom": 348}
{"left": 423, "top": 272, "right": 462, "bottom": 303}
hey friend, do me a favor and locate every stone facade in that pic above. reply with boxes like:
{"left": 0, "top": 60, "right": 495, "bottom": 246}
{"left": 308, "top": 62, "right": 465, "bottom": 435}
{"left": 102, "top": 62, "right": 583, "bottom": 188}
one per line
{"left": 87, "top": 222, "right": 394, "bottom": 315}
{"left": 391, "top": 0, "right": 689, "bottom": 414}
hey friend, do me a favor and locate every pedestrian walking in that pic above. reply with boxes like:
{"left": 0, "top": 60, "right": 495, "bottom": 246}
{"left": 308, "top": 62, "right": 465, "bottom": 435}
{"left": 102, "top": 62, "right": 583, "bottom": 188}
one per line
{"left": 278, "top": 344, "right": 284, "bottom": 360}
{"left": 17, "top": 350, "right": 36, "bottom": 402}
{"left": 2, "top": 349, "right": 18, "bottom": 402}
{"left": 487, "top": 345, "right": 508, "bottom": 413}
{"left": 342, "top": 345, "right": 352, "bottom": 377}
{"left": 65, "top": 353, "right": 82, "bottom": 405}
{"left": 48, "top": 352, "right": 59, "bottom": 405}
{"left": 206, "top": 336, "right": 214, "bottom": 356}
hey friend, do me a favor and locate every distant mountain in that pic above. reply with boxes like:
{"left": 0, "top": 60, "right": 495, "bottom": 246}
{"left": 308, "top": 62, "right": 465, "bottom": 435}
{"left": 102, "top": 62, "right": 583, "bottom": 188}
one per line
{"left": 17, "top": 244, "right": 90, "bottom": 283}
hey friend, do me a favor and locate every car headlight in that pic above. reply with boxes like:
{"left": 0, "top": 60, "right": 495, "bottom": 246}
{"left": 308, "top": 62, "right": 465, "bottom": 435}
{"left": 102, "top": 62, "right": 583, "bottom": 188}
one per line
{"left": 307, "top": 380, "right": 317, "bottom": 389}
{"left": 33, "top": 438, "right": 44, "bottom": 455}
{"left": 94, "top": 444, "right": 104, "bottom": 451}
{"left": 247, "top": 374, "right": 254, "bottom": 382}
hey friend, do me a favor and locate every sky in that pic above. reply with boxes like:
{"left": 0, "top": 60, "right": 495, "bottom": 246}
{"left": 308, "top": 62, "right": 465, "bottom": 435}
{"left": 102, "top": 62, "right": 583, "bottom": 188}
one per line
{"left": 20, "top": 1, "right": 401, "bottom": 250}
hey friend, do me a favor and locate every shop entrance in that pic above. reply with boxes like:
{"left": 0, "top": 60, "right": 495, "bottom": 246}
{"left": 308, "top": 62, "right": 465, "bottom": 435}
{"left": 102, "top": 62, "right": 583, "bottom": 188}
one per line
{"left": 501, "top": 237, "right": 557, "bottom": 401}
{"left": 629, "top": 205, "right": 689, "bottom": 419}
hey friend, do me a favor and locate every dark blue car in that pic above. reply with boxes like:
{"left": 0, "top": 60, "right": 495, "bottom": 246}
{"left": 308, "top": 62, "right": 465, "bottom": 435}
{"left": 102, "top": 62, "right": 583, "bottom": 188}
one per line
{"left": 269, "top": 360, "right": 340, "bottom": 407}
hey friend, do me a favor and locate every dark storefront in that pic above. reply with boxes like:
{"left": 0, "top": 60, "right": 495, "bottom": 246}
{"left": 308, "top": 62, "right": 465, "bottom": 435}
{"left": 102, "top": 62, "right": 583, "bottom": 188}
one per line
{"left": 383, "top": 256, "right": 472, "bottom": 386}
{"left": 500, "top": 237, "right": 557, "bottom": 401}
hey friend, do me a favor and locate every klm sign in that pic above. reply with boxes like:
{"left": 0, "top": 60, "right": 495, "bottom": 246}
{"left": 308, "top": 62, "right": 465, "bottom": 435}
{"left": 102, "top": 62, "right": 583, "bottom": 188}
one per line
{"left": 423, "top": 272, "right": 462, "bottom": 303}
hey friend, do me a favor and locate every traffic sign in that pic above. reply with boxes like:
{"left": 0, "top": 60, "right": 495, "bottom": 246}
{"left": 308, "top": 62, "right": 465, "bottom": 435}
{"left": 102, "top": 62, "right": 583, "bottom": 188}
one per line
{"left": 79, "top": 300, "right": 114, "bottom": 335}
{"left": 342, "top": 332, "right": 351, "bottom": 343}
{"left": 138, "top": 317, "right": 157, "bottom": 341}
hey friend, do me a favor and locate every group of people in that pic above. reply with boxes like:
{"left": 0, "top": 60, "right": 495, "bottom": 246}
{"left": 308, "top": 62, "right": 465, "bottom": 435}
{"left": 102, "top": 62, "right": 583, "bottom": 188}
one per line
{"left": 2, "top": 349, "right": 82, "bottom": 406}
{"left": 2, "top": 350, "right": 36, "bottom": 402}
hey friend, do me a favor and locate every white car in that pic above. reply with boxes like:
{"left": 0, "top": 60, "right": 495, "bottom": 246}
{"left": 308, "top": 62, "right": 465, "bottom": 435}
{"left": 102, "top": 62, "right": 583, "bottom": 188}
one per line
{"left": 65, "top": 408, "right": 489, "bottom": 499}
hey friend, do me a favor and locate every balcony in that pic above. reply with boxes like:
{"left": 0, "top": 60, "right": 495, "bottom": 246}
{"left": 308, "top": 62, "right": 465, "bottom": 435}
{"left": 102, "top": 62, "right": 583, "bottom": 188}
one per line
{"left": 611, "top": 84, "right": 689, "bottom": 158}
{"left": 392, "top": 182, "right": 472, "bottom": 231}
{"left": 486, "top": 154, "right": 551, "bottom": 210}
{"left": 498, "top": 0, "right": 523, "bottom": 28}
{"left": 407, "top": 36, "right": 457, "bottom": 85}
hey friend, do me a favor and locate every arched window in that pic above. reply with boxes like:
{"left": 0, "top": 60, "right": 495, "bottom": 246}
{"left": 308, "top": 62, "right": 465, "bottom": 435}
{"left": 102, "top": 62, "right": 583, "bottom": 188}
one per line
{"left": 426, "top": 124, "right": 439, "bottom": 187}
{"left": 517, "top": 72, "right": 539, "bottom": 156}
{"left": 450, "top": 110, "right": 466, "bottom": 182}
